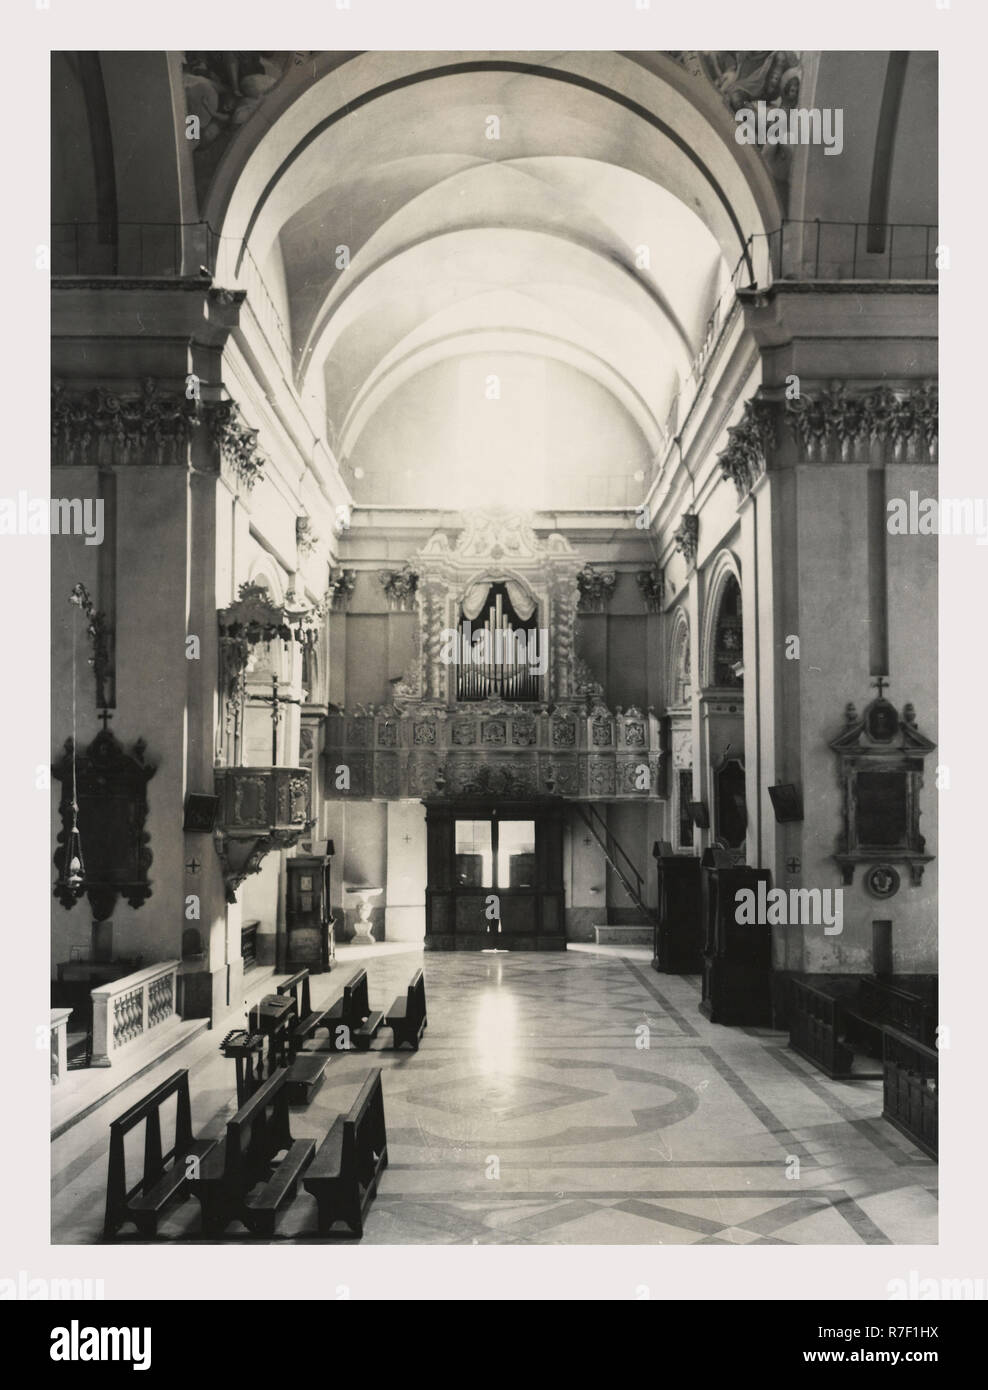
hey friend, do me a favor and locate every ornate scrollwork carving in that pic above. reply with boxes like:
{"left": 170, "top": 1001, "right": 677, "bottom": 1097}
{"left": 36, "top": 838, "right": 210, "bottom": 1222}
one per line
{"left": 69, "top": 582, "right": 113, "bottom": 712}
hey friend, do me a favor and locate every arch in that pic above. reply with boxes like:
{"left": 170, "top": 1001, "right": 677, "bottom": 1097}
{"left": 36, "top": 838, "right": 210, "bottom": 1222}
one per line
{"left": 205, "top": 54, "right": 778, "bottom": 275}
{"left": 245, "top": 553, "right": 286, "bottom": 605}
{"left": 459, "top": 571, "right": 538, "bottom": 624}
{"left": 667, "top": 607, "right": 692, "bottom": 709}
{"left": 189, "top": 52, "right": 780, "bottom": 506}
{"left": 700, "top": 549, "right": 744, "bottom": 690}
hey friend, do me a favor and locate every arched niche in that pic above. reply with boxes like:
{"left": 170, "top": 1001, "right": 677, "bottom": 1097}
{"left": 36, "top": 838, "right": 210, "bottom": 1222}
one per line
{"left": 668, "top": 607, "right": 692, "bottom": 708}
{"left": 701, "top": 551, "right": 744, "bottom": 691}
{"left": 666, "top": 606, "right": 695, "bottom": 852}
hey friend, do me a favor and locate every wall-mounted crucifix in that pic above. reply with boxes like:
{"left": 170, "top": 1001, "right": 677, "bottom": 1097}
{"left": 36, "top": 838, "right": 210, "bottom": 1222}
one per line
{"left": 248, "top": 675, "right": 301, "bottom": 764}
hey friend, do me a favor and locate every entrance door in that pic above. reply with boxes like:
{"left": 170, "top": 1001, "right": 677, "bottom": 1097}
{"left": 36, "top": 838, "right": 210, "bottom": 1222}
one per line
{"left": 425, "top": 801, "right": 564, "bottom": 949}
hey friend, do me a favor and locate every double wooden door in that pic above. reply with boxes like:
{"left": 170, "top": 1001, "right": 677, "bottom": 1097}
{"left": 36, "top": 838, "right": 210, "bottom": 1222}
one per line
{"left": 424, "top": 800, "right": 564, "bottom": 950}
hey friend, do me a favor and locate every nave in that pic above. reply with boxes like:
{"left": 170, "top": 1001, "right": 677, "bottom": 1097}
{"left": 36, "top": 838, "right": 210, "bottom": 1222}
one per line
{"left": 52, "top": 946, "right": 936, "bottom": 1246}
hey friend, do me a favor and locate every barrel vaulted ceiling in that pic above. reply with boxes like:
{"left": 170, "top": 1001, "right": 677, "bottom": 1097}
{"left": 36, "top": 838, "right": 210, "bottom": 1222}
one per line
{"left": 192, "top": 54, "right": 785, "bottom": 507}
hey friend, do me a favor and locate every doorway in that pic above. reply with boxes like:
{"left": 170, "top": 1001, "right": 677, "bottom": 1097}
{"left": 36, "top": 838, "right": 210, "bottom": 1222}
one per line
{"left": 424, "top": 801, "right": 564, "bottom": 949}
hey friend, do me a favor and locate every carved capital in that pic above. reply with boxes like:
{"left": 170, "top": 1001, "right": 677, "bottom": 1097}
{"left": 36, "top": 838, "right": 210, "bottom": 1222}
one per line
{"left": 673, "top": 513, "right": 699, "bottom": 565}
{"left": 635, "top": 566, "right": 665, "bottom": 613}
{"left": 379, "top": 564, "right": 419, "bottom": 610}
{"left": 576, "top": 565, "right": 617, "bottom": 613}
{"left": 296, "top": 514, "right": 318, "bottom": 557}
{"left": 51, "top": 379, "right": 198, "bottom": 466}
{"left": 205, "top": 400, "right": 267, "bottom": 492}
{"left": 718, "top": 396, "right": 776, "bottom": 499}
{"left": 785, "top": 381, "right": 938, "bottom": 462}
{"left": 325, "top": 568, "right": 356, "bottom": 612}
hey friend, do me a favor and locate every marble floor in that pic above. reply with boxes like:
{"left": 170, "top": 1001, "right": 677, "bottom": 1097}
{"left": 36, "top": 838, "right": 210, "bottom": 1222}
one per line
{"left": 51, "top": 947, "right": 937, "bottom": 1245}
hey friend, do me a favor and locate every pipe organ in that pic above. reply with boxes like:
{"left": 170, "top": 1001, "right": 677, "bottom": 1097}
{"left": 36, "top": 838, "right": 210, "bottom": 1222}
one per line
{"left": 456, "top": 582, "right": 541, "bottom": 702}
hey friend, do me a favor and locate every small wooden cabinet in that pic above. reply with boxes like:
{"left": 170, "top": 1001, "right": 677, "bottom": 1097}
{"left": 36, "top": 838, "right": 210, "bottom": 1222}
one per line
{"left": 284, "top": 852, "right": 334, "bottom": 973}
{"left": 651, "top": 842, "right": 702, "bottom": 973}
{"left": 699, "top": 848, "right": 772, "bottom": 1025}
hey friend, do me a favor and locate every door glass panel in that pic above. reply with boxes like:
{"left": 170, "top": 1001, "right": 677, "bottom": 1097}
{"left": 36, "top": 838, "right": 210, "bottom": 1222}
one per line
{"left": 498, "top": 820, "right": 536, "bottom": 888}
{"left": 455, "top": 819, "right": 493, "bottom": 887}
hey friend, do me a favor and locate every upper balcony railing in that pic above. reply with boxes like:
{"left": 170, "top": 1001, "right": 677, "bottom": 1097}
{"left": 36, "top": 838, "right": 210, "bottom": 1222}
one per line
{"left": 51, "top": 220, "right": 293, "bottom": 375}
{"left": 747, "top": 219, "right": 939, "bottom": 286}
{"left": 52, "top": 215, "right": 937, "bottom": 490}
{"left": 661, "top": 217, "right": 938, "bottom": 450}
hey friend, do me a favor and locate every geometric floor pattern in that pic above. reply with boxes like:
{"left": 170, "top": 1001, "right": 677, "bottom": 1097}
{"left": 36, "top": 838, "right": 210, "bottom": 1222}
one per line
{"left": 51, "top": 946, "right": 937, "bottom": 1244}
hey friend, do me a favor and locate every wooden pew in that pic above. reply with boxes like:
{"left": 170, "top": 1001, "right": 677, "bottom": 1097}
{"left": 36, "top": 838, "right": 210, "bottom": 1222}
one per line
{"left": 788, "top": 979, "right": 855, "bottom": 1080}
{"left": 303, "top": 1069, "right": 388, "bottom": 1237}
{"left": 843, "top": 975, "right": 937, "bottom": 1057}
{"left": 103, "top": 1069, "right": 215, "bottom": 1239}
{"left": 882, "top": 1026, "right": 938, "bottom": 1159}
{"left": 318, "top": 968, "right": 384, "bottom": 1052}
{"left": 276, "top": 970, "right": 331, "bottom": 1103}
{"left": 189, "top": 1069, "right": 315, "bottom": 1237}
{"left": 383, "top": 969, "right": 427, "bottom": 1051}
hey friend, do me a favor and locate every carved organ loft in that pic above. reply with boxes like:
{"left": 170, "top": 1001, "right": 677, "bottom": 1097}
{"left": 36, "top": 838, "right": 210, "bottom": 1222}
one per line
{"left": 323, "top": 511, "right": 664, "bottom": 805}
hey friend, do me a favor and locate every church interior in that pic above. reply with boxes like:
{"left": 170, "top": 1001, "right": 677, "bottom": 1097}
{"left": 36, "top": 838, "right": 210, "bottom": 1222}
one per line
{"left": 49, "top": 50, "right": 938, "bottom": 1245}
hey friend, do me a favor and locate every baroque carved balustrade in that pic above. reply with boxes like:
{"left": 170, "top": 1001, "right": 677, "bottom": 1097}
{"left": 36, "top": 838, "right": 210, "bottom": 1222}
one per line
{"left": 90, "top": 960, "right": 179, "bottom": 1067}
{"left": 323, "top": 700, "right": 665, "bottom": 802}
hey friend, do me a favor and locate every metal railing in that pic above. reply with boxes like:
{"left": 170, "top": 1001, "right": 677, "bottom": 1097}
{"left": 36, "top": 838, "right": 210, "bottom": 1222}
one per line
{"left": 749, "top": 219, "right": 938, "bottom": 284}
{"left": 576, "top": 803, "right": 656, "bottom": 925}
{"left": 658, "top": 217, "right": 937, "bottom": 466}
{"left": 52, "top": 214, "right": 938, "bottom": 478}
{"left": 51, "top": 220, "right": 293, "bottom": 375}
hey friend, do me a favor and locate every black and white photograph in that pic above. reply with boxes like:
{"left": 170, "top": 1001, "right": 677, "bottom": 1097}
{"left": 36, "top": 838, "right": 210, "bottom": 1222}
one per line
{"left": 2, "top": 0, "right": 985, "bottom": 1341}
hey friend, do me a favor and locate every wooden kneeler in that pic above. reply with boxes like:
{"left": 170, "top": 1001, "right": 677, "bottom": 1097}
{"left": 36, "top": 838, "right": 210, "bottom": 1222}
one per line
{"left": 103, "top": 1069, "right": 215, "bottom": 1239}
{"left": 303, "top": 1069, "right": 388, "bottom": 1237}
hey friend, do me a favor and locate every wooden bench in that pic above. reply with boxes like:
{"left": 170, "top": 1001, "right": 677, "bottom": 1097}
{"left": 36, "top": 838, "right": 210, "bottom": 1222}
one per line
{"left": 843, "top": 975, "right": 937, "bottom": 1057}
{"left": 883, "top": 1026, "right": 938, "bottom": 1159}
{"left": 317, "top": 968, "right": 384, "bottom": 1052}
{"left": 189, "top": 1069, "right": 315, "bottom": 1236}
{"left": 788, "top": 979, "right": 855, "bottom": 1080}
{"left": 103, "top": 1069, "right": 216, "bottom": 1239}
{"left": 303, "top": 1069, "right": 388, "bottom": 1237}
{"left": 276, "top": 970, "right": 330, "bottom": 1103}
{"left": 383, "top": 969, "right": 427, "bottom": 1051}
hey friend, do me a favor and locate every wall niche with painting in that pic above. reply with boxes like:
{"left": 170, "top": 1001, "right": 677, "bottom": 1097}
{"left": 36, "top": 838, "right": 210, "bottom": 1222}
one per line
{"left": 829, "top": 689, "right": 935, "bottom": 891}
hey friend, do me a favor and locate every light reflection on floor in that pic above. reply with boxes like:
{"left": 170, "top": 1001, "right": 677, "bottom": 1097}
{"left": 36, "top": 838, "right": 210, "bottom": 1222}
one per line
{"left": 51, "top": 947, "right": 937, "bottom": 1245}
